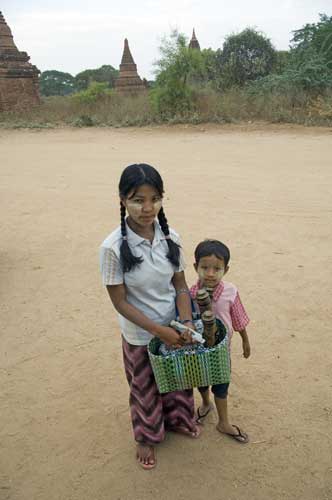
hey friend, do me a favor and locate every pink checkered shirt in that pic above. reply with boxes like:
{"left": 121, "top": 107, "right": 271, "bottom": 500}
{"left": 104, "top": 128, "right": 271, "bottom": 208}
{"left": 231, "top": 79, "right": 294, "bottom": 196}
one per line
{"left": 190, "top": 280, "right": 249, "bottom": 344}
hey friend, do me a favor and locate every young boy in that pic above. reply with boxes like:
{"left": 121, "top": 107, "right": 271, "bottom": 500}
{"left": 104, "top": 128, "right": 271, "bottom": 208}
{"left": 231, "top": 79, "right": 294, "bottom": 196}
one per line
{"left": 190, "top": 239, "right": 251, "bottom": 443}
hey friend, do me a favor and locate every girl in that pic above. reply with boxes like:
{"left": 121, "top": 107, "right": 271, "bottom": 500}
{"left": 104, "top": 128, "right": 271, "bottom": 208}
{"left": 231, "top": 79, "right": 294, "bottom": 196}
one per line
{"left": 100, "top": 164, "right": 201, "bottom": 470}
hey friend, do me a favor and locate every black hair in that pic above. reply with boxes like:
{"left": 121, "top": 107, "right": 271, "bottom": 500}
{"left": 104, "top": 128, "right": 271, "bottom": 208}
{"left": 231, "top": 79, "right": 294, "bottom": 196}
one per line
{"left": 194, "top": 239, "right": 230, "bottom": 267}
{"left": 119, "top": 163, "right": 180, "bottom": 272}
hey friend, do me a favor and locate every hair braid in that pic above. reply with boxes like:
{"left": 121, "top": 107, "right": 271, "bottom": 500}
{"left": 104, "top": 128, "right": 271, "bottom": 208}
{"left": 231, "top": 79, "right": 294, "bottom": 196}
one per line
{"left": 158, "top": 207, "right": 180, "bottom": 268}
{"left": 119, "top": 202, "right": 143, "bottom": 272}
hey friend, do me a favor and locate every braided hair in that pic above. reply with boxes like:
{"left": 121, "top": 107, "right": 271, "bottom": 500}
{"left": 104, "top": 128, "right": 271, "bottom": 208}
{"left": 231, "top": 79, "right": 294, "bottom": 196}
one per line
{"left": 119, "top": 163, "right": 180, "bottom": 272}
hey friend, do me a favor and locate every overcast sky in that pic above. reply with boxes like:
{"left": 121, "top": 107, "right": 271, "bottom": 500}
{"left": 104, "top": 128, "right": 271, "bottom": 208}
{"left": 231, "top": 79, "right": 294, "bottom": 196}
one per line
{"left": 1, "top": 0, "right": 331, "bottom": 79}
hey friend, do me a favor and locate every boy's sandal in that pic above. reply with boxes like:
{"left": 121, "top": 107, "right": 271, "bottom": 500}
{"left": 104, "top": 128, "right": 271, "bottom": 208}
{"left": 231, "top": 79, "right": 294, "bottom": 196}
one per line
{"left": 196, "top": 404, "right": 214, "bottom": 423}
{"left": 219, "top": 424, "right": 249, "bottom": 444}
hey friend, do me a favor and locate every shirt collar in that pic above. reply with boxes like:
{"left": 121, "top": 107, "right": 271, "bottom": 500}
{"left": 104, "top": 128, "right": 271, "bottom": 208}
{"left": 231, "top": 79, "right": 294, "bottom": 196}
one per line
{"left": 125, "top": 219, "right": 165, "bottom": 247}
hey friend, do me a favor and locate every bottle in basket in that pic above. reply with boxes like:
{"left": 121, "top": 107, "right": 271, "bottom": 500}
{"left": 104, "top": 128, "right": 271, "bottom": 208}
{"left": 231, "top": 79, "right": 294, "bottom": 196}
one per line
{"left": 201, "top": 310, "right": 218, "bottom": 347}
{"left": 196, "top": 289, "right": 212, "bottom": 314}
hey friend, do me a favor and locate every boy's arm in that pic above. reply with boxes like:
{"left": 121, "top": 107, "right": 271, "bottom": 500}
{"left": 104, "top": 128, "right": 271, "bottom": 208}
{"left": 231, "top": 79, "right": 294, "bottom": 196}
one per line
{"left": 238, "top": 328, "right": 251, "bottom": 358}
{"left": 230, "top": 291, "right": 251, "bottom": 358}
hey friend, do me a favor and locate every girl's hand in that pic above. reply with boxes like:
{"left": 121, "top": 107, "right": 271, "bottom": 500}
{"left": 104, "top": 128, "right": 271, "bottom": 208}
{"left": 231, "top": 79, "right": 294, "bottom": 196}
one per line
{"left": 157, "top": 326, "right": 185, "bottom": 348}
{"left": 180, "top": 323, "right": 198, "bottom": 344}
{"left": 242, "top": 338, "right": 251, "bottom": 358}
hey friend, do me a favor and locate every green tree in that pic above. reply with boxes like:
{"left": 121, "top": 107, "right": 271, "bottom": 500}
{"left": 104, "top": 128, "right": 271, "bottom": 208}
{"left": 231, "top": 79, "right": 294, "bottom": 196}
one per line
{"left": 278, "top": 13, "right": 332, "bottom": 91}
{"left": 273, "top": 50, "right": 291, "bottom": 74}
{"left": 75, "top": 65, "right": 119, "bottom": 90}
{"left": 199, "top": 48, "right": 221, "bottom": 84}
{"left": 152, "top": 30, "right": 205, "bottom": 115}
{"left": 39, "top": 70, "right": 76, "bottom": 96}
{"left": 220, "top": 28, "right": 276, "bottom": 88}
{"left": 291, "top": 13, "right": 332, "bottom": 67}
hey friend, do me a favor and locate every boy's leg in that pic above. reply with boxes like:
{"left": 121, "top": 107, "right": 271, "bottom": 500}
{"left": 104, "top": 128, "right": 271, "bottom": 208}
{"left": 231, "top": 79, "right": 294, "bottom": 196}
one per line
{"left": 212, "top": 384, "right": 248, "bottom": 443}
{"left": 196, "top": 386, "right": 214, "bottom": 422}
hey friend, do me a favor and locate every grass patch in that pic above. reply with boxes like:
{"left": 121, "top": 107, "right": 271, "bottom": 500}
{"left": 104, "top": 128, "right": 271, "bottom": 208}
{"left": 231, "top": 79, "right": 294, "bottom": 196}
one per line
{"left": 1, "top": 88, "right": 332, "bottom": 129}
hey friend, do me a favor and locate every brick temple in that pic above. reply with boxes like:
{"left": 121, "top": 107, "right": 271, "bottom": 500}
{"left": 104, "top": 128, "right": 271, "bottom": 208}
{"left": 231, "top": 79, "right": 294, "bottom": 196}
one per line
{"left": 189, "top": 29, "right": 200, "bottom": 50}
{"left": 0, "top": 11, "right": 40, "bottom": 112}
{"left": 114, "top": 38, "right": 146, "bottom": 95}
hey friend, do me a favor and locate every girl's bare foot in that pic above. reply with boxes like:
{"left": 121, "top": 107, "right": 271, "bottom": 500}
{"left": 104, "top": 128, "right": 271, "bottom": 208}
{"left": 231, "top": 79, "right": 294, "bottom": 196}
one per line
{"left": 136, "top": 444, "right": 156, "bottom": 470}
{"left": 168, "top": 424, "right": 202, "bottom": 438}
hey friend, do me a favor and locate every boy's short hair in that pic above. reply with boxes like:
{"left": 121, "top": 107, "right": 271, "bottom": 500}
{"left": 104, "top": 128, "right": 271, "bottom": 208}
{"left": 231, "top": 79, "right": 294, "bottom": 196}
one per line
{"left": 194, "top": 239, "right": 230, "bottom": 267}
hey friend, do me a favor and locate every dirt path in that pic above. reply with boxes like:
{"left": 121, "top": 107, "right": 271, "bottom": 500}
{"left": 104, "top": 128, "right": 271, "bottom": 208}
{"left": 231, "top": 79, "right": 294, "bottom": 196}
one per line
{"left": 1, "top": 124, "right": 332, "bottom": 500}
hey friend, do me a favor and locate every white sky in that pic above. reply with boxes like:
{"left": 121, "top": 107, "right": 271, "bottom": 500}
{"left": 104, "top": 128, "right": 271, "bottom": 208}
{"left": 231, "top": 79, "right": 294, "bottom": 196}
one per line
{"left": 1, "top": 0, "right": 331, "bottom": 79}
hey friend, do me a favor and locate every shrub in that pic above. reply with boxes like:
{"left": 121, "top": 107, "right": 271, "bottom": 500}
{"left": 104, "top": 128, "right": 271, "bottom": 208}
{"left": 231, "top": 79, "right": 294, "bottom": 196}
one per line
{"left": 71, "top": 82, "right": 113, "bottom": 105}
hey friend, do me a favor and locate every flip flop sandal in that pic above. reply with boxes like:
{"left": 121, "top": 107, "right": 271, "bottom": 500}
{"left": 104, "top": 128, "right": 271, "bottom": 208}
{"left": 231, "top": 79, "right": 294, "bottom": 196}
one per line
{"left": 221, "top": 424, "right": 249, "bottom": 444}
{"left": 196, "top": 405, "right": 213, "bottom": 423}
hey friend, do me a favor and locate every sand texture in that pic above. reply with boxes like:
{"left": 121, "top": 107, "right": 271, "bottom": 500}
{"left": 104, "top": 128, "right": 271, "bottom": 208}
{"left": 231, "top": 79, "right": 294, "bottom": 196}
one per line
{"left": 1, "top": 124, "right": 332, "bottom": 500}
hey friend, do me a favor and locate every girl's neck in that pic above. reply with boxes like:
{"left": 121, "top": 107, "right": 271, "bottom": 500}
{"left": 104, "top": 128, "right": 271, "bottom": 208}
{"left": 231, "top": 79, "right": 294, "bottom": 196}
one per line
{"left": 127, "top": 217, "right": 155, "bottom": 242}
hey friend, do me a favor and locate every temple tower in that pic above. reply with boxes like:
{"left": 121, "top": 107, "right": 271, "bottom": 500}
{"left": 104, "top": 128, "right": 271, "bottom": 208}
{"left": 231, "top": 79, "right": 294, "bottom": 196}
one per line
{"left": 0, "top": 11, "right": 40, "bottom": 112}
{"left": 114, "top": 38, "right": 146, "bottom": 95}
{"left": 189, "top": 28, "right": 201, "bottom": 50}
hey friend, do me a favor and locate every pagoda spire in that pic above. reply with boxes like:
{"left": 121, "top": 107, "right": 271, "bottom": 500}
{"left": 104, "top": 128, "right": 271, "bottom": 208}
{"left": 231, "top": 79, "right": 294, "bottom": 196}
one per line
{"left": 189, "top": 28, "right": 200, "bottom": 50}
{"left": 120, "top": 38, "right": 135, "bottom": 65}
{"left": 0, "top": 10, "right": 19, "bottom": 51}
{"left": 0, "top": 10, "right": 40, "bottom": 111}
{"left": 115, "top": 38, "right": 146, "bottom": 95}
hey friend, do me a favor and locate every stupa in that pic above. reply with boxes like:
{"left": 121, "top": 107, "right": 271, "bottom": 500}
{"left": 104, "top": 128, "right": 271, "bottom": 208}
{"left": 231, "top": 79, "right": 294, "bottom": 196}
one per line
{"left": 189, "top": 29, "right": 201, "bottom": 50}
{"left": 0, "top": 11, "right": 40, "bottom": 112}
{"left": 114, "top": 38, "right": 146, "bottom": 95}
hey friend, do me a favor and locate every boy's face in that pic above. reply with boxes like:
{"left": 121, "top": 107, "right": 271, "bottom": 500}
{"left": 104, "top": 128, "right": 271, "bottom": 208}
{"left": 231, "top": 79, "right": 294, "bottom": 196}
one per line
{"left": 194, "top": 254, "right": 228, "bottom": 289}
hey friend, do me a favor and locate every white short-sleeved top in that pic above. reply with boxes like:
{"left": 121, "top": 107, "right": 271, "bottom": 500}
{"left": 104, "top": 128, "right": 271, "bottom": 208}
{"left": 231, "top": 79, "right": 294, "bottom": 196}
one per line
{"left": 100, "top": 221, "right": 185, "bottom": 346}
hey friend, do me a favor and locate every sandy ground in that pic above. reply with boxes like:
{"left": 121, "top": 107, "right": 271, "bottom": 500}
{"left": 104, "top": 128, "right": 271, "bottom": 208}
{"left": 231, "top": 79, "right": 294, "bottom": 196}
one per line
{"left": 1, "top": 123, "right": 332, "bottom": 500}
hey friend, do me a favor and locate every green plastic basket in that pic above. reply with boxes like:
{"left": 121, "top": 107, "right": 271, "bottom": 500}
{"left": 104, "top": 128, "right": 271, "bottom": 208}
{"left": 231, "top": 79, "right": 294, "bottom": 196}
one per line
{"left": 148, "top": 319, "right": 231, "bottom": 393}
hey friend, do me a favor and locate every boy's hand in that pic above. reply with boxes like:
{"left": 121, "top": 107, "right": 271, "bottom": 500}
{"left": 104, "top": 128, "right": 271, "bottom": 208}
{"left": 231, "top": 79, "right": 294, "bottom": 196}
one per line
{"left": 242, "top": 338, "right": 251, "bottom": 358}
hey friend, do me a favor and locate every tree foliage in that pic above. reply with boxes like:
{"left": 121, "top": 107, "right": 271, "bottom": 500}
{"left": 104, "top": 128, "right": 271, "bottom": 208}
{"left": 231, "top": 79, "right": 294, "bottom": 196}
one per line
{"left": 71, "top": 82, "right": 113, "bottom": 104}
{"left": 284, "top": 13, "right": 332, "bottom": 91}
{"left": 40, "top": 65, "right": 119, "bottom": 97}
{"left": 152, "top": 30, "right": 204, "bottom": 115}
{"left": 74, "top": 65, "right": 119, "bottom": 90}
{"left": 291, "top": 13, "right": 332, "bottom": 67}
{"left": 40, "top": 70, "right": 76, "bottom": 96}
{"left": 248, "top": 15, "right": 332, "bottom": 97}
{"left": 273, "top": 50, "right": 291, "bottom": 74}
{"left": 219, "top": 28, "right": 276, "bottom": 88}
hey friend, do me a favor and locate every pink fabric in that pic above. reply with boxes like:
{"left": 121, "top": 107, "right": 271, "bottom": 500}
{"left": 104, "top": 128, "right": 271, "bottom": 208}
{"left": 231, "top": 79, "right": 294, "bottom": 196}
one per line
{"left": 122, "top": 338, "right": 196, "bottom": 445}
{"left": 190, "top": 280, "right": 249, "bottom": 344}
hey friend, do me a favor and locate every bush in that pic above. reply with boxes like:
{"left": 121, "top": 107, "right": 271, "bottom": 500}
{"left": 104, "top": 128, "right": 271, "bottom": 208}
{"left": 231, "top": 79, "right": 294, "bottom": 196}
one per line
{"left": 149, "top": 83, "right": 196, "bottom": 118}
{"left": 71, "top": 82, "right": 113, "bottom": 105}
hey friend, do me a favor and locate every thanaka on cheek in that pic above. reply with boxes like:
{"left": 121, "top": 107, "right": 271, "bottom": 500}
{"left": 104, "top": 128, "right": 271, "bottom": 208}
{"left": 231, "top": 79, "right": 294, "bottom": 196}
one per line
{"left": 198, "top": 267, "right": 224, "bottom": 285}
{"left": 125, "top": 200, "right": 143, "bottom": 216}
{"left": 153, "top": 200, "right": 162, "bottom": 213}
{"left": 125, "top": 199, "right": 163, "bottom": 217}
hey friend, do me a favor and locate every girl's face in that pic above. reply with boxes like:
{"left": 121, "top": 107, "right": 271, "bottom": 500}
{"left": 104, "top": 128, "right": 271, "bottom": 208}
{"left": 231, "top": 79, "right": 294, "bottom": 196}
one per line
{"left": 122, "top": 184, "right": 163, "bottom": 228}
{"left": 194, "top": 254, "right": 228, "bottom": 289}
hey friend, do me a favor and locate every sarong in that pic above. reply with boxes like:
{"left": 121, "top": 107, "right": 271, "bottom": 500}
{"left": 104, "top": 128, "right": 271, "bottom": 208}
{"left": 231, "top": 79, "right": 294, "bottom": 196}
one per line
{"left": 122, "top": 337, "right": 196, "bottom": 445}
